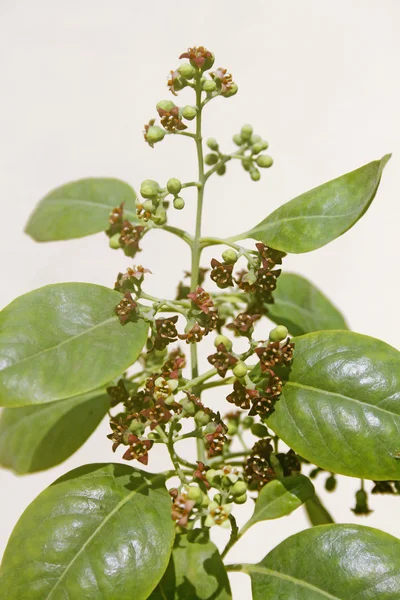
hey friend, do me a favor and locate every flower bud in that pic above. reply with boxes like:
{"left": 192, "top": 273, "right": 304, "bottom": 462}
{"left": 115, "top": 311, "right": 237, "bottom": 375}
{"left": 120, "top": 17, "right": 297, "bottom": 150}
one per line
{"left": 241, "top": 157, "right": 252, "bottom": 172}
{"left": 177, "top": 63, "right": 196, "bottom": 80}
{"left": 173, "top": 196, "right": 185, "bottom": 210}
{"left": 251, "top": 143, "right": 263, "bottom": 155}
{"left": 156, "top": 100, "right": 176, "bottom": 113}
{"left": 325, "top": 475, "right": 337, "bottom": 492}
{"left": 205, "top": 153, "right": 219, "bottom": 165}
{"left": 250, "top": 168, "right": 261, "bottom": 181}
{"left": 217, "top": 165, "right": 226, "bottom": 176}
{"left": 187, "top": 486, "right": 204, "bottom": 504}
{"left": 203, "top": 79, "right": 217, "bottom": 93}
{"left": 207, "top": 138, "right": 219, "bottom": 151}
{"left": 224, "top": 82, "right": 238, "bottom": 97}
{"left": 140, "top": 179, "right": 160, "bottom": 199}
{"left": 214, "top": 334, "right": 232, "bottom": 351}
{"left": 251, "top": 134, "right": 262, "bottom": 144}
{"left": 213, "top": 493, "right": 222, "bottom": 504}
{"left": 128, "top": 419, "right": 145, "bottom": 435}
{"left": 240, "top": 124, "right": 253, "bottom": 141}
{"left": 166, "top": 177, "right": 182, "bottom": 195}
{"left": 251, "top": 423, "right": 269, "bottom": 438}
{"left": 221, "top": 249, "right": 238, "bottom": 264}
{"left": 147, "top": 432, "right": 160, "bottom": 440}
{"left": 233, "top": 134, "right": 243, "bottom": 146}
{"left": 233, "top": 493, "right": 247, "bottom": 504}
{"left": 230, "top": 481, "right": 248, "bottom": 497}
{"left": 142, "top": 200, "right": 155, "bottom": 213}
{"left": 202, "top": 53, "right": 215, "bottom": 71}
{"left": 232, "top": 361, "right": 248, "bottom": 378}
{"left": 227, "top": 421, "right": 238, "bottom": 436}
{"left": 260, "top": 140, "right": 269, "bottom": 150}
{"left": 269, "top": 325, "right": 289, "bottom": 342}
{"left": 256, "top": 155, "right": 273, "bottom": 168}
{"left": 109, "top": 233, "right": 121, "bottom": 249}
{"left": 167, "top": 379, "right": 179, "bottom": 392}
{"left": 242, "top": 416, "right": 254, "bottom": 429}
{"left": 205, "top": 469, "right": 218, "bottom": 484}
{"left": 182, "top": 105, "right": 197, "bottom": 120}
{"left": 153, "top": 205, "right": 167, "bottom": 226}
{"left": 194, "top": 410, "right": 211, "bottom": 426}
{"left": 181, "top": 398, "right": 196, "bottom": 416}
{"left": 146, "top": 125, "right": 165, "bottom": 145}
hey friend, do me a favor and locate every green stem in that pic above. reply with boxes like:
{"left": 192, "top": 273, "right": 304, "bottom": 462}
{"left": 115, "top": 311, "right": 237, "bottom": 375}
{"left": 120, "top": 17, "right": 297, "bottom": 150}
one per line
{"left": 221, "top": 514, "right": 239, "bottom": 559}
{"left": 162, "top": 225, "right": 193, "bottom": 246}
{"left": 180, "top": 368, "right": 217, "bottom": 391}
{"left": 200, "top": 376, "right": 235, "bottom": 391}
{"left": 156, "top": 425, "right": 188, "bottom": 485}
{"left": 182, "top": 181, "right": 201, "bottom": 189}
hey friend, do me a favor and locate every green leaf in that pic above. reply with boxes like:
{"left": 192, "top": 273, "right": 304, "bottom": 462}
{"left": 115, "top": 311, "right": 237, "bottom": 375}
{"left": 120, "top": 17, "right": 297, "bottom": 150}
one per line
{"left": 304, "top": 494, "right": 334, "bottom": 526}
{"left": 243, "top": 475, "right": 315, "bottom": 531}
{"left": 266, "top": 330, "right": 400, "bottom": 480}
{"left": 0, "top": 283, "right": 148, "bottom": 406}
{"left": 268, "top": 272, "right": 348, "bottom": 336}
{"left": 149, "top": 530, "right": 232, "bottom": 600}
{"left": 0, "top": 463, "right": 175, "bottom": 600}
{"left": 25, "top": 178, "right": 137, "bottom": 241}
{"left": 241, "top": 524, "right": 400, "bottom": 599}
{"left": 236, "top": 155, "right": 390, "bottom": 253}
{"left": 0, "top": 388, "right": 109, "bottom": 473}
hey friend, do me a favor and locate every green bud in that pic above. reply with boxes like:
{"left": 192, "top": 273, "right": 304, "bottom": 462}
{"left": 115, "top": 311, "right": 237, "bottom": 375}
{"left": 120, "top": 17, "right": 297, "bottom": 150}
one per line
{"left": 201, "top": 493, "right": 210, "bottom": 507}
{"left": 242, "top": 416, "right": 254, "bottom": 429}
{"left": 227, "top": 422, "right": 238, "bottom": 436}
{"left": 109, "top": 233, "right": 121, "bottom": 249}
{"left": 146, "top": 126, "right": 165, "bottom": 145}
{"left": 233, "top": 493, "right": 248, "bottom": 504}
{"left": 241, "top": 157, "right": 252, "bottom": 172}
{"left": 230, "top": 481, "right": 248, "bottom": 497}
{"left": 164, "top": 395, "right": 175, "bottom": 406}
{"left": 325, "top": 475, "right": 337, "bottom": 492}
{"left": 214, "top": 334, "right": 232, "bottom": 351}
{"left": 221, "top": 249, "right": 238, "bottom": 264}
{"left": 204, "top": 153, "right": 219, "bottom": 165}
{"left": 217, "top": 164, "right": 226, "bottom": 176}
{"left": 147, "top": 432, "right": 160, "bottom": 440}
{"left": 223, "top": 82, "right": 238, "bottom": 97}
{"left": 251, "top": 134, "right": 262, "bottom": 144}
{"left": 203, "top": 79, "right": 217, "bottom": 93}
{"left": 167, "top": 379, "right": 179, "bottom": 392}
{"left": 205, "top": 469, "right": 218, "bottom": 484}
{"left": 269, "top": 325, "right": 289, "bottom": 342}
{"left": 207, "top": 138, "right": 219, "bottom": 151}
{"left": 250, "top": 168, "right": 261, "bottom": 181}
{"left": 240, "top": 124, "right": 253, "bottom": 141}
{"left": 177, "top": 63, "right": 196, "bottom": 80}
{"left": 260, "top": 140, "right": 269, "bottom": 150}
{"left": 181, "top": 398, "right": 196, "bottom": 416}
{"left": 182, "top": 105, "right": 197, "bottom": 120}
{"left": 140, "top": 179, "right": 160, "bottom": 199}
{"left": 213, "top": 493, "right": 222, "bottom": 504}
{"left": 256, "top": 154, "right": 274, "bottom": 168}
{"left": 204, "top": 422, "right": 217, "bottom": 435}
{"left": 232, "top": 361, "right": 248, "bottom": 378}
{"left": 233, "top": 133, "right": 243, "bottom": 146}
{"left": 172, "top": 76, "right": 187, "bottom": 92}
{"left": 142, "top": 200, "right": 155, "bottom": 213}
{"left": 187, "top": 486, "right": 204, "bottom": 504}
{"left": 156, "top": 100, "right": 176, "bottom": 113}
{"left": 166, "top": 177, "right": 182, "bottom": 195}
{"left": 201, "top": 53, "right": 215, "bottom": 71}
{"left": 128, "top": 419, "right": 145, "bottom": 435}
{"left": 194, "top": 410, "right": 211, "bottom": 426}
{"left": 251, "top": 423, "right": 269, "bottom": 438}
{"left": 173, "top": 196, "right": 185, "bottom": 210}
{"left": 251, "top": 143, "right": 263, "bottom": 155}
{"left": 153, "top": 205, "right": 167, "bottom": 226}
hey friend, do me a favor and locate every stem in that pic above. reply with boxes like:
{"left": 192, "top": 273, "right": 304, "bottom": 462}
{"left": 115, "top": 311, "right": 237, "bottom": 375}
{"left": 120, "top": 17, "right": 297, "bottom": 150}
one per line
{"left": 180, "top": 368, "right": 217, "bottom": 391}
{"left": 221, "top": 514, "right": 239, "bottom": 559}
{"left": 200, "top": 376, "right": 235, "bottom": 391}
{"left": 162, "top": 225, "right": 193, "bottom": 246}
{"left": 156, "top": 425, "right": 188, "bottom": 485}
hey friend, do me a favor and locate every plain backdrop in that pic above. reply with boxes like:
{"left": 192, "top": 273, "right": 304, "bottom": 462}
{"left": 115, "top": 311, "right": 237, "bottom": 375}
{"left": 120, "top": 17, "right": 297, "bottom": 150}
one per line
{"left": 1, "top": 1, "right": 400, "bottom": 598}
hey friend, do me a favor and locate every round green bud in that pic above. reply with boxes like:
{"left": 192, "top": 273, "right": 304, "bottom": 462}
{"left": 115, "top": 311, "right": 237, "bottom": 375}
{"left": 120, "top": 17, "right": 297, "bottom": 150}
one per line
{"left": 140, "top": 179, "right": 160, "bottom": 199}
{"left": 269, "top": 325, "right": 289, "bottom": 342}
{"left": 173, "top": 196, "right": 185, "bottom": 210}
{"left": 201, "top": 494, "right": 210, "bottom": 507}
{"left": 152, "top": 205, "right": 167, "bottom": 226}
{"left": 204, "top": 153, "right": 219, "bottom": 165}
{"left": 230, "top": 481, "right": 248, "bottom": 497}
{"left": 109, "top": 233, "right": 121, "bottom": 249}
{"left": 242, "top": 416, "right": 254, "bottom": 429}
{"left": 203, "top": 79, "right": 217, "bottom": 93}
{"left": 221, "top": 248, "right": 238, "bottom": 264}
{"left": 205, "top": 469, "right": 218, "bottom": 484}
{"left": 232, "top": 361, "right": 248, "bottom": 378}
{"left": 172, "top": 76, "right": 187, "bottom": 92}
{"left": 202, "top": 53, "right": 215, "bottom": 71}
{"left": 217, "top": 164, "right": 226, "bottom": 176}
{"left": 177, "top": 63, "right": 196, "bottom": 80}
{"left": 156, "top": 99, "right": 175, "bottom": 113}
{"left": 227, "top": 422, "right": 238, "bottom": 436}
{"left": 233, "top": 133, "right": 243, "bottom": 146}
{"left": 207, "top": 138, "right": 219, "bottom": 151}
{"left": 213, "top": 493, "right": 222, "bottom": 504}
{"left": 187, "top": 486, "right": 204, "bottom": 504}
{"left": 325, "top": 475, "right": 337, "bottom": 492}
{"left": 224, "top": 82, "right": 238, "bottom": 97}
{"left": 214, "top": 334, "right": 232, "bottom": 351}
{"left": 241, "top": 157, "right": 252, "bottom": 172}
{"left": 194, "top": 410, "right": 211, "bottom": 426}
{"left": 256, "top": 154, "right": 274, "bottom": 168}
{"left": 240, "top": 124, "right": 253, "bottom": 141}
{"left": 167, "top": 379, "right": 179, "bottom": 392}
{"left": 251, "top": 423, "right": 269, "bottom": 438}
{"left": 204, "top": 422, "right": 217, "bottom": 435}
{"left": 309, "top": 468, "right": 320, "bottom": 479}
{"left": 181, "top": 398, "right": 196, "bottom": 416}
{"left": 146, "top": 125, "right": 165, "bottom": 145}
{"left": 142, "top": 199, "right": 155, "bottom": 213}
{"left": 250, "top": 168, "right": 261, "bottom": 181}
{"left": 182, "top": 105, "right": 197, "bottom": 120}
{"left": 233, "top": 493, "right": 248, "bottom": 505}
{"left": 166, "top": 177, "right": 182, "bottom": 195}
{"left": 147, "top": 432, "right": 160, "bottom": 441}
{"left": 260, "top": 140, "right": 269, "bottom": 150}
{"left": 251, "top": 134, "right": 262, "bottom": 144}
{"left": 128, "top": 419, "right": 145, "bottom": 435}
{"left": 251, "top": 143, "right": 263, "bottom": 155}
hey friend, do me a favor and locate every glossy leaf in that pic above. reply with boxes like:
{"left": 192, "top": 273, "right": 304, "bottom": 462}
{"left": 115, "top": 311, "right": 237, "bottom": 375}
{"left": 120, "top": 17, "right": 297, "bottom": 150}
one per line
{"left": 304, "top": 494, "right": 334, "bottom": 526}
{"left": 236, "top": 155, "right": 390, "bottom": 253}
{"left": 0, "top": 283, "right": 148, "bottom": 406}
{"left": 241, "top": 524, "right": 400, "bottom": 599}
{"left": 266, "top": 330, "right": 400, "bottom": 480}
{"left": 149, "top": 530, "right": 232, "bottom": 600}
{"left": 0, "top": 388, "right": 109, "bottom": 473}
{"left": 0, "top": 463, "right": 175, "bottom": 600}
{"left": 25, "top": 178, "right": 137, "bottom": 241}
{"left": 243, "top": 475, "right": 315, "bottom": 531}
{"left": 268, "top": 272, "right": 348, "bottom": 336}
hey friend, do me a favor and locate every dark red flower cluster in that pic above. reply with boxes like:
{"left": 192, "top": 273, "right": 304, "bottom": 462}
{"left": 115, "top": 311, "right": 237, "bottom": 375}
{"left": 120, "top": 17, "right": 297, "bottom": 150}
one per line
{"left": 244, "top": 438, "right": 276, "bottom": 490}
{"left": 122, "top": 434, "right": 153, "bottom": 465}
{"left": 114, "top": 292, "right": 138, "bottom": 325}
{"left": 210, "top": 258, "right": 234, "bottom": 289}
{"left": 207, "top": 343, "right": 238, "bottom": 377}
{"left": 227, "top": 312, "right": 260, "bottom": 337}
{"left": 204, "top": 423, "right": 228, "bottom": 458}
{"left": 186, "top": 286, "right": 219, "bottom": 336}
{"left": 254, "top": 339, "right": 294, "bottom": 373}
{"left": 151, "top": 316, "right": 179, "bottom": 351}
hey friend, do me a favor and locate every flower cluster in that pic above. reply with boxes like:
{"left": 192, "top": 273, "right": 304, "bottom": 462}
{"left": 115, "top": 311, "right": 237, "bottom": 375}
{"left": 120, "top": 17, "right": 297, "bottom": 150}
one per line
{"left": 106, "top": 203, "right": 146, "bottom": 258}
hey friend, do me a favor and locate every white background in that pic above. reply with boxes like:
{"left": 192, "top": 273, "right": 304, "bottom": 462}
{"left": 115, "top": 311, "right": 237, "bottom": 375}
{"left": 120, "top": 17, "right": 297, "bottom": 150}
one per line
{"left": 1, "top": 1, "right": 400, "bottom": 598}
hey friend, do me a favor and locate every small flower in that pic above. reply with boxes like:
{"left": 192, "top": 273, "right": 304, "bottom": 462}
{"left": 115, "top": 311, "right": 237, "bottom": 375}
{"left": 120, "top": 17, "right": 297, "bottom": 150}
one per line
{"left": 122, "top": 434, "right": 153, "bottom": 465}
{"left": 106, "top": 379, "right": 130, "bottom": 407}
{"left": 204, "top": 423, "right": 228, "bottom": 457}
{"left": 276, "top": 449, "right": 301, "bottom": 476}
{"left": 210, "top": 67, "right": 236, "bottom": 96}
{"left": 114, "top": 292, "right": 138, "bottom": 325}
{"left": 119, "top": 222, "right": 145, "bottom": 258}
{"left": 210, "top": 258, "right": 234, "bottom": 289}
{"left": 254, "top": 339, "right": 294, "bottom": 372}
{"left": 114, "top": 265, "right": 151, "bottom": 293}
{"left": 256, "top": 243, "right": 286, "bottom": 269}
{"left": 193, "top": 461, "right": 211, "bottom": 489}
{"left": 157, "top": 105, "right": 187, "bottom": 132}
{"left": 204, "top": 501, "right": 232, "bottom": 528}
{"left": 227, "top": 312, "right": 260, "bottom": 336}
{"left": 106, "top": 203, "right": 124, "bottom": 236}
{"left": 140, "top": 403, "right": 172, "bottom": 429}
{"left": 352, "top": 489, "right": 373, "bottom": 516}
{"left": 170, "top": 488, "right": 196, "bottom": 527}
{"left": 187, "top": 286, "right": 214, "bottom": 314}
{"left": 107, "top": 414, "right": 134, "bottom": 452}
{"left": 207, "top": 343, "right": 238, "bottom": 377}
{"left": 152, "top": 316, "right": 179, "bottom": 351}
{"left": 244, "top": 438, "right": 276, "bottom": 489}
{"left": 161, "top": 348, "right": 186, "bottom": 379}
{"left": 179, "top": 46, "right": 213, "bottom": 68}
{"left": 178, "top": 322, "right": 206, "bottom": 344}
{"left": 226, "top": 380, "right": 259, "bottom": 410}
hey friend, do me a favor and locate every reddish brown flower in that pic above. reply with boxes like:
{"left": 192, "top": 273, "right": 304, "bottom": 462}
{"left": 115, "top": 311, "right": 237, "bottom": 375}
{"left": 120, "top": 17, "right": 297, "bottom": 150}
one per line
{"left": 179, "top": 46, "right": 213, "bottom": 68}
{"left": 170, "top": 488, "right": 196, "bottom": 527}
{"left": 226, "top": 380, "right": 260, "bottom": 410}
{"left": 157, "top": 105, "right": 187, "bottom": 132}
{"left": 106, "top": 379, "right": 130, "bottom": 407}
{"left": 178, "top": 323, "right": 205, "bottom": 344}
{"left": 207, "top": 343, "right": 238, "bottom": 377}
{"left": 122, "top": 434, "right": 153, "bottom": 465}
{"left": 255, "top": 339, "right": 294, "bottom": 372}
{"left": 205, "top": 423, "right": 227, "bottom": 457}
{"left": 162, "top": 348, "right": 186, "bottom": 379}
{"left": 210, "top": 259, "right": 234, "bottom": 289}
{"left": 114, "top": 292, "right": 138, "bottom": 325}
{"left": 244, "top": 438, "right": 276, "bottom": 489}
{"left": 107, "top": 203, "right": 124, "bottom": 236}
{"left": 193, "top": 461, "right": 211, "bottom": 489}
{"left": 210, "top": 67, "right": 235, "bottom": 95}
{"left": 119, "top": 222, "right": 145, "bottom": 258}
{"left": 256, "top": 243, "right": 286, "bottom": 269}
{"left": 227, "top": 312, "right": 260, "bottom": 336}
{"left": 152, "top": 316, "right": 179, "bottom": 350}
{"left": 114, "top": 266, "right": 151, "bottom": 293}
{"left": 140, "top": 404, "right": 172, "bottom": 429}
{"left": 187, "top": 286, "right": 214, "bottom": 314}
